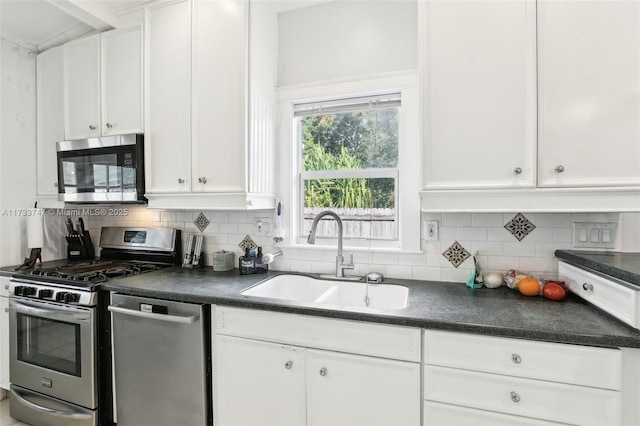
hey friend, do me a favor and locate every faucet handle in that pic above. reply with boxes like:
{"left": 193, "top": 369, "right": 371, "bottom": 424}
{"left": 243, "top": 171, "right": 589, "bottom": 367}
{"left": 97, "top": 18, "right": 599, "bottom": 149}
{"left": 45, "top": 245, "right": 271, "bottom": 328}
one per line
{"left": 343, "top": 253, "right": 354, "bottom": 269}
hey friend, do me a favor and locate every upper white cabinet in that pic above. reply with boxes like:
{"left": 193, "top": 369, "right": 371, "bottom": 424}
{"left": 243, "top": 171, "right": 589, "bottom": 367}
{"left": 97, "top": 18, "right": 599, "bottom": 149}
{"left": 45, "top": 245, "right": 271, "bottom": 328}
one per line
{"left": 63, "top": 27, "right": 143, "bottom": 140}
{"left": 101, "top": 25, "right": 143, "bottom": 136}
{"left": 420, "top": 0, "right": 640, "bottom": 212}
{"left": 64, "top": 34, "right": 101, "bottom": 140}
{"left": 145, "top": 0, "right": 276, "bottom": 210}
{"left": 36, "top": 46, "right": 64, "bottom": 198}
{"left": 537, "top": 0, "right": 640, "bottom": 188}
{"left": 422, "top": 0, "right": 537, "bottom": 190}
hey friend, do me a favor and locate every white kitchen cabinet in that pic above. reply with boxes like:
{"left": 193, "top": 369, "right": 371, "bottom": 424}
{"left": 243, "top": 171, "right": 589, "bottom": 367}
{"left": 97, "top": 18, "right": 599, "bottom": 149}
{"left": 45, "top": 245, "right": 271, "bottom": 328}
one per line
{"left": 213, "top": 307, "right": 421, "bottom": 425}
{"left": 538, "top": 0, "right": 640, "bottom": 188}
{"left": 64, "top": 34, "right": 101, "bottom": 140}
{"left": 64, "top": 27, "right": 143, "bottom": 141}
{"left": 36, "top": 46, "right": 64, "bottom": 199}
{"left": 421, "top": 0, "right": 537, "bottom": 190}
{"left": 145, "top": 0, "right": 191, "bottom": 194}
{"left": 423, "top": 330, "right": 640, "bottom": 426}
{"left": 306, "top": 349, "right": 420, "bottom": 426}
{"left": 0, "top": 277, "right": 10, "bottom": 391}
{"left": 215, "top": 336, "right": 307, "bottom": 426}
{"left": 101, "top": 25, "right": 143, "bottom": 136}
{"left": 145, "top": 0, "right": 276, "bottom": 210}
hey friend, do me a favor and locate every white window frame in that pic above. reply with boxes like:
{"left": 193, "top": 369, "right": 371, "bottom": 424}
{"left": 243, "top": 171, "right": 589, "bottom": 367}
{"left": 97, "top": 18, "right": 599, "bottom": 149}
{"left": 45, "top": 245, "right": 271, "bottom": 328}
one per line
{"left": 276, "top": 72, "right": 422, "bottom": 253}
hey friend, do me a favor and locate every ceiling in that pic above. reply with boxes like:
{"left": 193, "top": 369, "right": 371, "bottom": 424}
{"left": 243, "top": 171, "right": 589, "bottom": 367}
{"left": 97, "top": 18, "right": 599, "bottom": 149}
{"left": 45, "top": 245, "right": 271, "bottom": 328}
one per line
{"left": 0, "top": 0, "right": 158, "bottom": 52}
{"left": 0, "top": 0, "right": 334, "bottom": 53}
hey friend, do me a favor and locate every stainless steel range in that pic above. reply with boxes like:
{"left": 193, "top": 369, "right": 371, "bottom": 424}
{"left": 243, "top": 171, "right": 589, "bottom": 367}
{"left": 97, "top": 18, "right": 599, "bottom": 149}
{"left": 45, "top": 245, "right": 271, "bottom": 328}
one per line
{"left": 8, "top": 227, "right": 181, "bottom": 426}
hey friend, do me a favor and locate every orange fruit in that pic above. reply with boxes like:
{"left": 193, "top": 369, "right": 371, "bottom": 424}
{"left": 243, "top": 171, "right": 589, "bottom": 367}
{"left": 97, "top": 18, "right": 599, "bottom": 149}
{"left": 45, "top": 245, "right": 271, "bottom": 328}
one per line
{"left": 518, "top": 276, "right": 541, "bottom": 296}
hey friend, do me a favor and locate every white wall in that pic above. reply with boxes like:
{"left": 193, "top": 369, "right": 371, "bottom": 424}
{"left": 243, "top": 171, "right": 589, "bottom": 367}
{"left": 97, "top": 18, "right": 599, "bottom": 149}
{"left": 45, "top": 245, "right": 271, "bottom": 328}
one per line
{"left": 278, "top": 0, "right": 418, "bottom": 86}
{"left": 0, "top": 40, "right": 37, "bottom": 266}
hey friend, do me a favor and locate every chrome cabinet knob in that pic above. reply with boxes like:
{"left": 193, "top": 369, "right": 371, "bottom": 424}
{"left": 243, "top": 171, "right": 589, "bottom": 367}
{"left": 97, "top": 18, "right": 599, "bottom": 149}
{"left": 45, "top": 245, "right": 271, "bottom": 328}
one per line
{"left": 554, "top": 165, "right": 565, "bottom": 173}
{"left": 53, "top": 182, "right": 58, "bottom": 187}
{"left": 4, "top": 307, "right": 7, "bottom": 313}
{"left": 4, "top": 284, "right": 8, "bottom": 290}
{"left": 198, "top": 177, "right": 207, "bottom": 184}
{"left": 177, "top": 178, "right": 185, "bottom": 184}
{"left": 89, "top": 125, "right": 96, "bottom": 131}
{"left": 583, "top": 282, "right": 594, "bottom": 293}
{"left": 284, "top": 361, "right": 293, "bottom": 370}
{"left": 319, "top": 367, "right": 327, "bottom": 376}
{"left": 510, "top": 391, "right": 521, "bottom": 403}
{"left": 106, "top": 123, "right": 113, "bottom": 129}
{"left": 511, "top": 353, "right": 522, "bottom": 364}
{"left": 513, "top": 167, "right": 522, "bottom": 175}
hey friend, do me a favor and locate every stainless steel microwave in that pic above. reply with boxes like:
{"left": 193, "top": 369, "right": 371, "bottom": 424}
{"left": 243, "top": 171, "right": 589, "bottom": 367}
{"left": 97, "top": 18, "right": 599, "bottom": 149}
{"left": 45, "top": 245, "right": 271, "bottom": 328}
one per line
{"left": 57, "top": 134, "right": 146, "bottom": 204}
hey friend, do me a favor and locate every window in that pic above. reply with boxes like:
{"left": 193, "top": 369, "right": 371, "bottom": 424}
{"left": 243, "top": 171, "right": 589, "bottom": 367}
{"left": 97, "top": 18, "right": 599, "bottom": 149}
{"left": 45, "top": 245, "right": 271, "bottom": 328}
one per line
{"left": 295, "top": 93, "right": 401, "bottom": 241}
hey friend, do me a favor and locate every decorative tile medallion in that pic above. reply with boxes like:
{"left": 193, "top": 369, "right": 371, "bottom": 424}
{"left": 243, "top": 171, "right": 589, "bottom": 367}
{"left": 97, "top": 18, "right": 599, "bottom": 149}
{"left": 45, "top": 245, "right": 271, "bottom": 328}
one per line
{"left": 239, "top": 235, "right": 258, "bottom": 251}
{"left": 194, "top": 212, "right": 210, "bottom": 232}
{"left": 442, "top": 241, "right": 471, "bottom": 268}
{"left": 504, "top": 213, "right": 536, "bottom": 241}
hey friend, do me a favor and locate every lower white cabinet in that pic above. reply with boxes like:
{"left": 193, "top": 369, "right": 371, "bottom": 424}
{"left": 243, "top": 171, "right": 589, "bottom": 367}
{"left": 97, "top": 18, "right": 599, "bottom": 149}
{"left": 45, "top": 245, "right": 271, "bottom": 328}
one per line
{"left": 213, "top": 307, "right": 421, "bottom": 426}
{"left": 0, "top": 277, "right": 10, "bottom": 391}
{"left": 423, "top": 330, "right": 640, "bottom": 426}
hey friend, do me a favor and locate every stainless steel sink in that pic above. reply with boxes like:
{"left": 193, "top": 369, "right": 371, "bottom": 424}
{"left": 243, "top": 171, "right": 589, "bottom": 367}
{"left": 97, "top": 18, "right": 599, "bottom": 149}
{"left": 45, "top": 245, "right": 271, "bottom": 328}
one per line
{"left": 241, "top": 274, "right": 409, "bottom": 310}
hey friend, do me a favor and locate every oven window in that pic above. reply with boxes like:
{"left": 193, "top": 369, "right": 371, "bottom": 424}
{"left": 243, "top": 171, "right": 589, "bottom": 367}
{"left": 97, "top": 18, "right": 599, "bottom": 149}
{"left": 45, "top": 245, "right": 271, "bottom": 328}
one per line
{"left": 16, "top": 313, "right": 81, "bottom": 377}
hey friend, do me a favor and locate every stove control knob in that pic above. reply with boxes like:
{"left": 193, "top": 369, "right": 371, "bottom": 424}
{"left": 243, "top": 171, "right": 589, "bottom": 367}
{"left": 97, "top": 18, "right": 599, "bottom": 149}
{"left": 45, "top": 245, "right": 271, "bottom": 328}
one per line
{"left": 38, "top": 289, "right": 53, "bottom": 299}
{"left": 14, "top": 286, "right": 25, "bottom": 296}
{"left": 25, "top": 287, "right": 37, "bottom": 296}
{"left": 56, "top": 292, "right": 69, "bottom": 302}
{"left": 64, "top": 293, "right": 80, "bottom": 303}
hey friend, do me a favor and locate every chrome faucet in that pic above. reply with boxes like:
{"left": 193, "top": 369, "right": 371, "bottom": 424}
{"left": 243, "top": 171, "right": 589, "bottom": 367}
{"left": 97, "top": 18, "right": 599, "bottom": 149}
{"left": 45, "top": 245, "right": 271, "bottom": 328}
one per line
{"left": 307, "top": 210, "right": 354, "bottom": 278}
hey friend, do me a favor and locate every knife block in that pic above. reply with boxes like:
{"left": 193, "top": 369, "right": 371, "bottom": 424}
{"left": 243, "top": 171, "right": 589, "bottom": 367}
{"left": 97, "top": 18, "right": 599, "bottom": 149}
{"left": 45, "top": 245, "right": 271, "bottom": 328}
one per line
{"left": 67, "top": 230, "right": 95, "bottom": 261}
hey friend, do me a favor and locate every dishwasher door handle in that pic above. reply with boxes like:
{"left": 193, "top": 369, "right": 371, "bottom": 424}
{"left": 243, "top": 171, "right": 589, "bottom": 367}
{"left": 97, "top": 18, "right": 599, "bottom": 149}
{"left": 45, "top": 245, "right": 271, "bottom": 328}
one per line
{"left": 108, "top": 304, "right": 198, "bottom": 324}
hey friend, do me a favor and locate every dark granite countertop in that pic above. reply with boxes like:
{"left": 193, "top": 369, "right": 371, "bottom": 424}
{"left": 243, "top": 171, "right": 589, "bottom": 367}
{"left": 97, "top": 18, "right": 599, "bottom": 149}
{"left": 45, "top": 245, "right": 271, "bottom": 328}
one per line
{"left": 100, "top": 267, "right": 640, "bottom": 349}
{"left": 555, "top": 250, "right": 640, "bottom": 286}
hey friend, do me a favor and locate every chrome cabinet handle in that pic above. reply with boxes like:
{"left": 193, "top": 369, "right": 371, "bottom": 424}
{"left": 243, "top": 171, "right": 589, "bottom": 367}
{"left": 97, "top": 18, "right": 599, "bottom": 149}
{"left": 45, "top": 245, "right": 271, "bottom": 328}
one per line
{"left": 198, "top": 177, "right": 207, "bottom": 184}
{"left": 4, "top": 307, "right": 8, "bottom": 313}
{"left": 5, "top": 284, "right": 8, "bottom": 290}
{"left": 510, "top": 391, "right": 521, "bottom": 403}
{"left": 89, "top": 125, "right": 96, "bottom": 131}
{"left": 319, "top": 367, "right": 327, "bottom": 376}
{"left": 513, "top": 167, "right": 522, "bottom": 175}
{"left": 284, "top": 361, "right": 293, "bottom": 370}
{"left": 511, "top": 353, "right": 522, "bottom": 364}
{"left": 106, "top": 123, "right": 113, "bottom": 129}
{"left": 554, "top": 165, "right": 565, "bottom": 173}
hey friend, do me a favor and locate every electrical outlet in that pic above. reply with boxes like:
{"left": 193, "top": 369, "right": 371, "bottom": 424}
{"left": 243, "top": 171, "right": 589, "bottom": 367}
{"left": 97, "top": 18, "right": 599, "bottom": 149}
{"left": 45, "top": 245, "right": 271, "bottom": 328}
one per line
{"left": 572, "top": 222, "right": 617, "bottom": 249}
{"left": 254, "top": 218, "right": 272, "bottom": 236}
{"left": 424, "top": 220, "right": 439, "bottom": 241}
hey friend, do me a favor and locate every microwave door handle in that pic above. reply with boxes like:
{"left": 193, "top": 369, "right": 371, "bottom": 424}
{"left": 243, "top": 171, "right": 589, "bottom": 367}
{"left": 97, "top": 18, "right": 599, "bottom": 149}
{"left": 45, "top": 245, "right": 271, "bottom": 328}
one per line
{"left": 10, "top": 388, "right": 93, "bottom": 421}
{"left": 108, "top": 304, "right": 197, "bottom": 324}
{"left": 9, "top": 299, "right": 91, "bottom": 322}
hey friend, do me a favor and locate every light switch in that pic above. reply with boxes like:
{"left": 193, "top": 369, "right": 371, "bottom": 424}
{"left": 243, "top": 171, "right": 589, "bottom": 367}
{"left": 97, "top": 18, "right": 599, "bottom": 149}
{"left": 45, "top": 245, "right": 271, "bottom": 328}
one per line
{"left": 590, "top": 229, "right": 600, "bottom": 243}
{"left": 579, "top": 228, "right": 588, "bottom": 242}
{"left": 602, "top": 229, "right": 612, "bottom": 243}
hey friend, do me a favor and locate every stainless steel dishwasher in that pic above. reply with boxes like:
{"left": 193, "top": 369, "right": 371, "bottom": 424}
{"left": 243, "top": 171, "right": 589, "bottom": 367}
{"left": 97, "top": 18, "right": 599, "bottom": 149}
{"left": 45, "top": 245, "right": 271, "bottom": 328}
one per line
{"left": 108, "top": 293, "right": 211, "bottom": 426}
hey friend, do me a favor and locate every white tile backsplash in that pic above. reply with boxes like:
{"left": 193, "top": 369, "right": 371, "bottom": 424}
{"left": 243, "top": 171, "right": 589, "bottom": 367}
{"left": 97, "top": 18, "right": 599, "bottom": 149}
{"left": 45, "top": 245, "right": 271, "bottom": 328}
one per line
{"left": 79, "top": 208, "right": 628, "bottom": 284}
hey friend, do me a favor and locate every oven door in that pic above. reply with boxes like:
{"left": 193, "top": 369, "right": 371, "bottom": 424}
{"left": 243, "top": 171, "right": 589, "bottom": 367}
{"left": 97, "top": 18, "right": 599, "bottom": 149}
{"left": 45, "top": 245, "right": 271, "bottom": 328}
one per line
{"left": 9, "top": 297, "right": 97, "bottom": 409}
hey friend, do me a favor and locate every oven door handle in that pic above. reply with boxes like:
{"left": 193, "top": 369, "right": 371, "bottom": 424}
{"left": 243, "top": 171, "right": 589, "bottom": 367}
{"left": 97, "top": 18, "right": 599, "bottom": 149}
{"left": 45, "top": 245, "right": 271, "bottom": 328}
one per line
{"left": 10, "top": 298, "right": 91, "bottom": 322}
{"left": 10, "top": 387, "right": 93, "bottom": 421}
{"left": 108, "top": 304, "right": 197, "bottom": 324}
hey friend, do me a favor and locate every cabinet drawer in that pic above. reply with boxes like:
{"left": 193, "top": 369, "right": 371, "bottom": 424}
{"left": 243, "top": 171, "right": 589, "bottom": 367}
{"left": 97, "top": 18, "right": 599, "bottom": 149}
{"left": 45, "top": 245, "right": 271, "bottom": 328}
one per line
{"left": 424, "top": 401, "right": 570, "bottom": 426}
{"left": 424, "top": 365, "right": 621, "bottom": 426}
{"left": 215, "top": 306, "right": 421, "bottom": 362}
{"left": 559, "top": 261, "right": 640, "bottom": 330}
{"left": 424, "top": 329, "right": 621, "bottom": 390}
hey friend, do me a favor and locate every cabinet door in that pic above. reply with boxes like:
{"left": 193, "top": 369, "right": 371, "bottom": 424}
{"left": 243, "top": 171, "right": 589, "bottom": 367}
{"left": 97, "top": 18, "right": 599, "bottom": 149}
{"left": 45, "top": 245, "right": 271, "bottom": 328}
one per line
{"left": 307, "top": 349, "right": 420, "bottom": 426}
{"left": 37, "top": 46, "right": 63, "bottom": 196}
{"left": 191, "top": 0, "right": 246, "bottom": 193}
{"left": 422, "top": 0, "right": 537, "bottom": 189}
{"left": 101, "top": 25, "right": 143, "bottom": 136}
{"left": 64, "top": 34, "right": 101, "bottom": 140}
{"left": 538, "top": 1, "right": 640, "bottom": 187}
{"left": 145, "top": 0, "right": 191, "bottom": 193}
{"left": 0, "top": 294, "right": 9, "bottom": 390}
{"left": 214, "top": 335, "right": 306, "bottom": 426}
